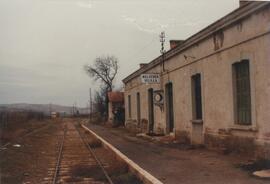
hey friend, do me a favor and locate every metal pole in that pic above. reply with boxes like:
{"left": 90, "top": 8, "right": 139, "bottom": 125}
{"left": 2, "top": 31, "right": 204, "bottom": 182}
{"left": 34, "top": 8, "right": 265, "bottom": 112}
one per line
{"left": 159, "top": 31, "right": 166, "bottom": 72}
{"left": 49, "top": 103, "right": 52, "bottom": 118}
{"left": 89, "top": 88, "right": 92, "bottom": 122}
{"left": 159, "top": 31, "right": 166, "bottom": 112}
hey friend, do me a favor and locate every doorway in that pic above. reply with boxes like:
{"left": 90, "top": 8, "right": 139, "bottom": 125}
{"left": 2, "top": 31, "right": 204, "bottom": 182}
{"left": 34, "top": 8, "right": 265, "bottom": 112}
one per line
{"left": 192, "top": 74, "right": 202, "bottom": 120}
{"left": 191, "top": 73, "right": 203, "bottom": 144}
{"left": 136, "top": 92, "right": 141, "bottom": 126}
{"left": 148, "top": 88, "right": 154, "bottom": 133}
{"left": 165, "top": 83, "right": 174, "bottom": 133}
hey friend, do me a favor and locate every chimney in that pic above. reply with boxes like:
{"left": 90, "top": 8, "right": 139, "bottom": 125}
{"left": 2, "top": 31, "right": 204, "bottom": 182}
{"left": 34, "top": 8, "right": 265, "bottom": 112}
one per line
{"left": 140, "top": 63, "right": 147, "bottom": 68}
{"left": 239, "top": 0, "right": 250, "bottom": 7}
{"left": 169, "top": 40, "right": 185, "bottom": 49}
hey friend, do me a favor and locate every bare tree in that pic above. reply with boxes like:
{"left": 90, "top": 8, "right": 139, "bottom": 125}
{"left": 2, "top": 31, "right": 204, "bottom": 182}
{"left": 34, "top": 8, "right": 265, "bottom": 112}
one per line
{"left": 93, "top": 86, "right": 107, "bottom": 116}
{"left": 84, "top": 55, "right": 119, "bottom": 92}
{"left": 84, "top": 55, "right": 119, "bottom": 117}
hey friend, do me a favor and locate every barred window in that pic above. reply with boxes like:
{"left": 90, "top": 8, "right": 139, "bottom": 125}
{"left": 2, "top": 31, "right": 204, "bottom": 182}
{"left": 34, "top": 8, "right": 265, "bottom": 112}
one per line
{"left": 192, "top": 74, "right": 202, "bottom": 120}
{"left": 136, "top": 92, "right": 141, "bottom": 123}
{"left": 128, "top": 95, "right": 131, "bottom": 118}
{"left": 233, "top": 60, "right": 251, "bottom": 125}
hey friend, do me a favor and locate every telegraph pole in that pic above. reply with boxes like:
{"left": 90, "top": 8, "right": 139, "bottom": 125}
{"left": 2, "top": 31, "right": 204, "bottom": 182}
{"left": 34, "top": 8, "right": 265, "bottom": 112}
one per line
{"left": 74, "top": 102, "right": 77, "bottom": 116}
{"left": 159, "top": 31, "right": 166, "bottom": 112}
{"left": 89, "top": 88, "right": 92, "bottom": 122}
{"left": 160, "top": 31, "right": 166, "bottom": 72}
{"left": 49, "top": 103, "right": 52, "bottom": 118}
{"left": 72, "top": 103, "right": 74, "bottom": 117}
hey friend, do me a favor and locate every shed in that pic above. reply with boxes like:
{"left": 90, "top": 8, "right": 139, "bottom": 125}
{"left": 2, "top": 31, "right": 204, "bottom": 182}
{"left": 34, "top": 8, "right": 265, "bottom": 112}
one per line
{"left": 107, "top": 92, "right": 124, "bottom": 124}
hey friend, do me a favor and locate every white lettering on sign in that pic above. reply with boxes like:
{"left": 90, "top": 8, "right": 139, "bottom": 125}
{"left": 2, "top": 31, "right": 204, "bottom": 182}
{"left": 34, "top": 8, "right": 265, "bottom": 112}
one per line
{"left": 141, "top": 74, "right": 160, "bottom": 84}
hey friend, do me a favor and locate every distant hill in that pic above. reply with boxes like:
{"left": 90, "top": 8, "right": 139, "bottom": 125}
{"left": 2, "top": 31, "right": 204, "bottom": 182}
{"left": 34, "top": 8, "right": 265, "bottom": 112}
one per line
{"left": 0, "top": 103, "right": 89, "bottom": 115}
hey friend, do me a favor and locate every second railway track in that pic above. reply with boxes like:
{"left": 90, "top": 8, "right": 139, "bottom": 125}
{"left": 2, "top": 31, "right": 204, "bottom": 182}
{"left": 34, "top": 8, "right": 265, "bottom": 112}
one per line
{"left": 43, "top": 121, "right": 113, "bottom": 184}
{"left": 0, "top": 122, "right": 52, "bottom": 151}
{"left": 1, "top": 118, "right": 142, "bottom": 184}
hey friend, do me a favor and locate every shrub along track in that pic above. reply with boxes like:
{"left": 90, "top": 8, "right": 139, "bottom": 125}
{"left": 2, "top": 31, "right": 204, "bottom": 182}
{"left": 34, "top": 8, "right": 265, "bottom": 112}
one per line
{"left": 46, "top": 119, "right": 142, "bottom": 184}
{"left": 0, "top": 121, "right": 53, "bottom": 151}
{"left": 44, "top": 120, "right": 114, "bottom": 184}
{"left": 76, "top": 119, "right": 143, "bottom": 184}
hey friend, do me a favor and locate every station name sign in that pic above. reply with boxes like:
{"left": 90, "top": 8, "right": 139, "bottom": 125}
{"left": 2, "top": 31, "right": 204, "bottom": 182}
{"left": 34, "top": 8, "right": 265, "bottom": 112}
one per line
{"left": 141, "top": 73, "right": 160, "bottom": 84}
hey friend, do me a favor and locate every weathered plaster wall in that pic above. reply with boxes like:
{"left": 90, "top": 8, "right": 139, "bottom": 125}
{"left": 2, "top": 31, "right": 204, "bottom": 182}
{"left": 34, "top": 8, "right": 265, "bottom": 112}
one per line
{"left": 124, "top": 4, "right": 270, "bottom": 156}
{"left": 108, "top": 102, "right": 113, "bottom": 121}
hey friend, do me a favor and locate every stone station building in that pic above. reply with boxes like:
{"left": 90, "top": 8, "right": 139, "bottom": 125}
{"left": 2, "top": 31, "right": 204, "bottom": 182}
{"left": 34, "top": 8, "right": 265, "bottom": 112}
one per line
{"left": 122, "top": 1, "right": 270, "bottom": 158}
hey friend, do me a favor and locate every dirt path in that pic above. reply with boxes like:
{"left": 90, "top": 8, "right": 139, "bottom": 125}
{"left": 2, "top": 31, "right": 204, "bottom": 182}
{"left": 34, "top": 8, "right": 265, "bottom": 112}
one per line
{"left": 85, "top": 122, "right": 269, "bottom": 184}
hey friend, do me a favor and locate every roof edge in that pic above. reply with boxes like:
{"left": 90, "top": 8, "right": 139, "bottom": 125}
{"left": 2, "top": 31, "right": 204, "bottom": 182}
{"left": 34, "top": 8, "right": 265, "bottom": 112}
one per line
{"left": 122, "top": 1, "right": 270, "bottom": 84}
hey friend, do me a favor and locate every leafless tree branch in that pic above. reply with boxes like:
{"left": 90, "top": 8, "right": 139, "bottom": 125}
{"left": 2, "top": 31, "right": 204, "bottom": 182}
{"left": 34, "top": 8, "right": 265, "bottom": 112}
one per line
{"left": 84, "top": 55, "right": 119, "bottom": 91}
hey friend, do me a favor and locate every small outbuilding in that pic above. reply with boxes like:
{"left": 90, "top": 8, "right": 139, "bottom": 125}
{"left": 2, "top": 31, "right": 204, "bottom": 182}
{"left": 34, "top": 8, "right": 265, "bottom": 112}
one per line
{"left": 107, "top": 92, "right": 125, "bottom": 125}
{"left": 51, "top": 112, "right": 60, "bottom": 118}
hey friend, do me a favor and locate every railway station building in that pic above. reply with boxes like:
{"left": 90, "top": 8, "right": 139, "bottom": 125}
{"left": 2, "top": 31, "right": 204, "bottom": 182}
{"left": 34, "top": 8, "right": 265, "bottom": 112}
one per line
{"left": 122, "top": 1, "right": 270, "bottom": 158}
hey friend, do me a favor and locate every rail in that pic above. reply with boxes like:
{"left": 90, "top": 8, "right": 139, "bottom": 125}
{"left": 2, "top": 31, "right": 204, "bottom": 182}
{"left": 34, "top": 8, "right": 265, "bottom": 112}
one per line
{"left": 52, "top": 124, "right": 67, "bottom": 184}
{"left": 75, "top": 122, "right": 114, "bottom": 184}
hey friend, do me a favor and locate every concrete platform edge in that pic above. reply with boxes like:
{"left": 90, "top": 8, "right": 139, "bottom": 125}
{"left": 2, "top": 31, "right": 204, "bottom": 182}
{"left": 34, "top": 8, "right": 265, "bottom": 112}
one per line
{"left": 81, "top": 124, "right": 163, "bottom": 184}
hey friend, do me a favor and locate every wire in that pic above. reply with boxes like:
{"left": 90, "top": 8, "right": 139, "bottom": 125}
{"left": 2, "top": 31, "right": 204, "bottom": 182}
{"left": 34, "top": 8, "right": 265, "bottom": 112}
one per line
{"left": 127, "top": 34, "right": 157, "bottom": 63}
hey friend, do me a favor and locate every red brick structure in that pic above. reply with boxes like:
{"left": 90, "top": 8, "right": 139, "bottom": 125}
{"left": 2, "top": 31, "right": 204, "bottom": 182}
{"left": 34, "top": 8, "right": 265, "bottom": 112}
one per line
{"left": 107, "top": 92, "right": 124, "bottom": 123}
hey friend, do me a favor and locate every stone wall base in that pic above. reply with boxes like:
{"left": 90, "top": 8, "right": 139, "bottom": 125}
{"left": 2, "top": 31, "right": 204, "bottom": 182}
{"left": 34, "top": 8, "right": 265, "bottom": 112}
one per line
{"left": 204, "top": 133, "right": 270, "bottom": 159}
{"left": 140, "top": 119, "right": 148, "bottom": 133}
{"left": 205, "top": 133, "right": 255, "bottom": 156}
{"left": 125, "top": 119, "right": 140, "bottom": 133}
{"left": 175, "top": 130, "right": 191, "bottom": 144}
{"left": 125, "top": 119, "right": 149, "bottom": 134}
{"left": 255, "top": 143, "right": 270, "bottom": 160}
{"left": 125, "top": 121, "right": 270, "bottom": 160}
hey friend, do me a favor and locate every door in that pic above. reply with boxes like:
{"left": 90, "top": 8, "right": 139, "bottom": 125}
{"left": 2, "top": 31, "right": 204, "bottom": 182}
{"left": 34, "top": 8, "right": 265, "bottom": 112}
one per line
{"left": 148, "top": 88, "right": 154, "bottom": 133}
{"left": 191, "top": 74, "right": 203, "bottom": 144}
{"left": 136, "top": 92, "right": 141, "bottom": 126}
{"left": 166, "top": 83, "right": 174, "bottom": 133}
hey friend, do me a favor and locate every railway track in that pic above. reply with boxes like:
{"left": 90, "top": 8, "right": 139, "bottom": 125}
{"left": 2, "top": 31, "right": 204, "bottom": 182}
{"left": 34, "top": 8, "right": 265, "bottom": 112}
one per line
{"left": 1, "top": 119, "right": 142, "bottom": 184}
{"left": 0, "top": 121, "right": 65, "bottom": 183}
{"left": 43, "top": 121, "right": 114, "bottom": 184}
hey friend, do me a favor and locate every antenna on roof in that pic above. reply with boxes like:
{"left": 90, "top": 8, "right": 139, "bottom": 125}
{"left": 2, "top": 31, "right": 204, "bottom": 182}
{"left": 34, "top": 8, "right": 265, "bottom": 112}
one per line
{"left": 159, "top": 31, "right": 166, "bottom": 55}
{"left": 159, "top": 31, "right": 166, "bottom": 72}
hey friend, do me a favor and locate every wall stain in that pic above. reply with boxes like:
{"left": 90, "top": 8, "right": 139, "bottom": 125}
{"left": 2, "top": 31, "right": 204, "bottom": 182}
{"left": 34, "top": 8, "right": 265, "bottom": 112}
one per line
{"left": 213, "top": 30, "right": 224, "bottom": 51}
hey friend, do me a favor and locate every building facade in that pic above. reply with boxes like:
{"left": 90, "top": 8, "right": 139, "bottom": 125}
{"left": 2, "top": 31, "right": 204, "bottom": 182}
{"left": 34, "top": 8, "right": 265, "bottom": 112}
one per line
{"left": 123, "top": 2, "right": 270, "bottom": 158}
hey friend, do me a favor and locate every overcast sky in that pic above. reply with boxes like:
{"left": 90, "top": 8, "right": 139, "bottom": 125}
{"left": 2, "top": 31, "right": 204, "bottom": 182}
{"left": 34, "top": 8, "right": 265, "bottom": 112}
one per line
{"left": 0, "top": 0, "right": 239, "bottom": 107}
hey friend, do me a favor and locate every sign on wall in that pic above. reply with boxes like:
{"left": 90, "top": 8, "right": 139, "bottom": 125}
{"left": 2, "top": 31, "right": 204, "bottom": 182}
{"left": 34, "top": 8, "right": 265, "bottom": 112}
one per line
{"left": 153, "top": 90, "right": 164, "bottom": 110}
{"left": 141, "top": 74, "right": 160, "bottom": 84}
{"left": 153, "top": 90, "right": 163, "bottom": 104}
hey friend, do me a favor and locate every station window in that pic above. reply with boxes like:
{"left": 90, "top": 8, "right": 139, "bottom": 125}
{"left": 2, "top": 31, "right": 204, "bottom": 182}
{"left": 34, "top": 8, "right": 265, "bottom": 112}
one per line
{"left": 136, "top": 92, "right": 141, "bottom": 124}
{"left": 192, "top": 74, "right": 202, "bottom": 120}
{"left": 128, "top": 95, "right": 131, "bottom": 118}
{"left": 233, "top": 60, "right": 251, "bottom": 125}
